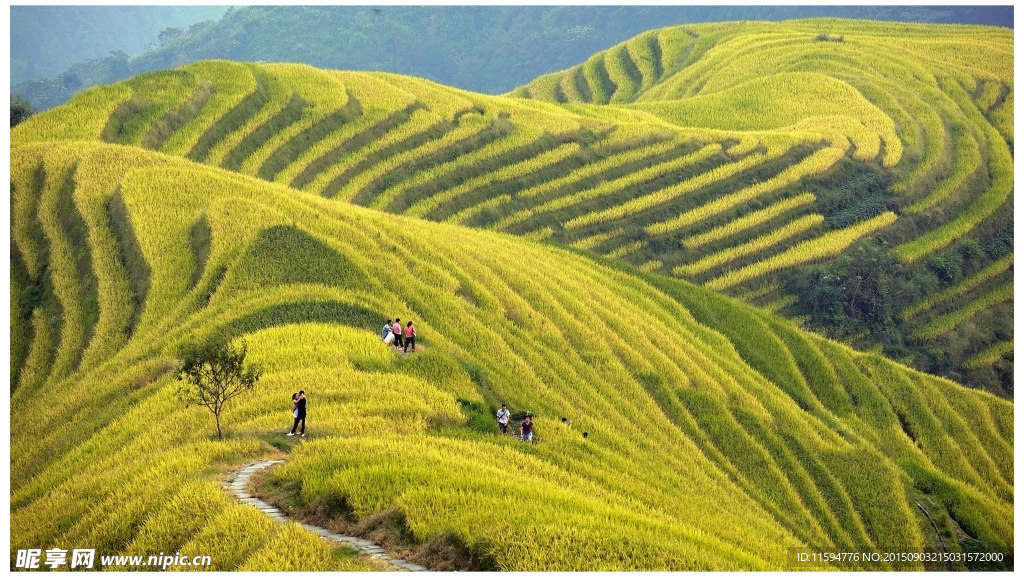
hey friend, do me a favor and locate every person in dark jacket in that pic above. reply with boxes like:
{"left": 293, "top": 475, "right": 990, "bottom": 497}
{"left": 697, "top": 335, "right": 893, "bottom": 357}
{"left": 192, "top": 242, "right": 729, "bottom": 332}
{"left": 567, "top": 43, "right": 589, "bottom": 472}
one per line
{"left": 288, "top": 390, "right": 307, "bottom": 437}
{"left": 520, "top": 415, "right": 534, "bottom": 443}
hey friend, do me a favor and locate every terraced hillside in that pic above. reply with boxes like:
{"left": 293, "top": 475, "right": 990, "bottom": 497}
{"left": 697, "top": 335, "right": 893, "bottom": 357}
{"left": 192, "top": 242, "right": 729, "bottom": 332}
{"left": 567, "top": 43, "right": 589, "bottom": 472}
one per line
{"left": 14, "top": 59, "right": 903, "bottom": 289}
{"left": 13, "top": 18, "right": 1013, "bottom": 394}
{"left": 513, "top": 19, "right": 1014, "bottom": 391}
{"left": 9, "top": 140, "right": 1013, "bottom": 569}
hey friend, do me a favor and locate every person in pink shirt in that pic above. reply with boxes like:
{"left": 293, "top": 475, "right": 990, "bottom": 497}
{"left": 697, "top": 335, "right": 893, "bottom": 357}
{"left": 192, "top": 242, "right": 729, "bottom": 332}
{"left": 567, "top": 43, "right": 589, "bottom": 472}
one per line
{"left": 392, "top": 318, "right": 403, "bottom": 349}
{"left": 403, "top": 321, "right": 416, "bottom": 352}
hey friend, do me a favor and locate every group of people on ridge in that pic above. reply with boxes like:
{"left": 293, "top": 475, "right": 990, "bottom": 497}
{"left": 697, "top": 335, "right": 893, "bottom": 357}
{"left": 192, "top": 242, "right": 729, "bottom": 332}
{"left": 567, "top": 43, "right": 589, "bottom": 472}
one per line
{"left": 286, "top": 318, "right": 416, "bottom": 439}
{"left": 381, "top": 318, "right": 417, "bottom": 352}
{"left": 285, "top": 384, "right": 592, "bottom": 444}
{"left": 496, "top": 404, "right": 588, "bottom": 442}
{"left": 495, "top": 404, "right": 533, "bottom": 442}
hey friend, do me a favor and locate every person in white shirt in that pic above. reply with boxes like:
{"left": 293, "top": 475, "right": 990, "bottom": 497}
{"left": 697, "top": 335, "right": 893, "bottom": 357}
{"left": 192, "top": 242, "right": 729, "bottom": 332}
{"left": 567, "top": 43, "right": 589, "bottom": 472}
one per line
{"left": 496, "top": 404, "right": 510, "bottom": 435}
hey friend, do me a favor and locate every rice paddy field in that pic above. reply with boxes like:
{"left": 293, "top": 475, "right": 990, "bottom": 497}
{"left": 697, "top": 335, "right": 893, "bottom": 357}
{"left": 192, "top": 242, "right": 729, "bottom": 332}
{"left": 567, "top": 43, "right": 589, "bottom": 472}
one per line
{"left": 9, "top": 17, "right": 1013, "bottom": 571}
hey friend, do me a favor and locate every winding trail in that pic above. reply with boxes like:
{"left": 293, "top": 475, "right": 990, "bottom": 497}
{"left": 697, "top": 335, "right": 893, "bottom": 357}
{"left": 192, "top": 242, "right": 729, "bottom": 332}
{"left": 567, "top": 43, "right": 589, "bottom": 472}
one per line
{"left": 229, "top": 460, "right": 428, "bottom": 572}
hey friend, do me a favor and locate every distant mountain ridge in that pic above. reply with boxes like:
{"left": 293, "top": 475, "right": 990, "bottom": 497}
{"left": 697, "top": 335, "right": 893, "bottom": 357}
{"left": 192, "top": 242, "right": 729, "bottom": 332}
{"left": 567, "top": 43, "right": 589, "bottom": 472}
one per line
{"left": 11, "top": 5, "right": 229, "bottom": 85}
{"left": 12, "top": 5, "right": 1013, "bottom": 111}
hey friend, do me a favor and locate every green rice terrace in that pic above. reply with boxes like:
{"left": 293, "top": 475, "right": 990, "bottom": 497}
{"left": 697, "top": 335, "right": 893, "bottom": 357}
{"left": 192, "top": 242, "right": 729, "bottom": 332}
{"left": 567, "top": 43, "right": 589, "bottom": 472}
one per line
{"left": 10, "top": 18, "right": 1013, "bottom": 570}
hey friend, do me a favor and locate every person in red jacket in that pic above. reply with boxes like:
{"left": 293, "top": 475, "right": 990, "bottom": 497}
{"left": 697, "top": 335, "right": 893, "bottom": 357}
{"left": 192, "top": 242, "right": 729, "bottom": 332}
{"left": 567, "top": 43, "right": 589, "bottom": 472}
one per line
{"left": 403, "top": 321, "right": 416, "bottom": 352}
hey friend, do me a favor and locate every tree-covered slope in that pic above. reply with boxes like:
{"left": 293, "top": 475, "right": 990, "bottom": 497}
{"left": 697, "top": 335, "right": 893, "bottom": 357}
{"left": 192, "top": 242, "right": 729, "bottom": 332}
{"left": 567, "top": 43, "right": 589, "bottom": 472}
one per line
{"left": 10, "top": 140, "right": 1012, "bottom": 569}
{"left": 10, "top": 5, "right": 229, "bottom": 85}
{"left": 13, "top": 17, "right": 1013, "bottom": 394}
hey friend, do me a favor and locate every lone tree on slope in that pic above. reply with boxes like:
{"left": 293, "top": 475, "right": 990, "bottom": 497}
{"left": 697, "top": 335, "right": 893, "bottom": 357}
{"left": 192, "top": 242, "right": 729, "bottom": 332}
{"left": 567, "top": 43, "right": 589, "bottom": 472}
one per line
{"left": 176, "top": 336, "right": 263, "bottom": 440}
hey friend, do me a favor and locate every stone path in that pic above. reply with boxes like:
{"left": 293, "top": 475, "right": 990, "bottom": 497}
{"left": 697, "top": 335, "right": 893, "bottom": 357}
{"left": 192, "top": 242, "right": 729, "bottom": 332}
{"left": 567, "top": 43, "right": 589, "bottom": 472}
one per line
{"left": 228, "top": 460, "right": 428, "bottom": 572}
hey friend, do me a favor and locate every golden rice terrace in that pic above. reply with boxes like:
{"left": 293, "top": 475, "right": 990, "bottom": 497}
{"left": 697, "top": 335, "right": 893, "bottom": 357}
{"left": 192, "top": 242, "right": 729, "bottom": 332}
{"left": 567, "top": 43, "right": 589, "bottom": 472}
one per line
{"left": 10, "top": 18, "right": 1013, "bottom": 571}
{"left": 16, "top": 19, "right": 1013, "bottom": 392}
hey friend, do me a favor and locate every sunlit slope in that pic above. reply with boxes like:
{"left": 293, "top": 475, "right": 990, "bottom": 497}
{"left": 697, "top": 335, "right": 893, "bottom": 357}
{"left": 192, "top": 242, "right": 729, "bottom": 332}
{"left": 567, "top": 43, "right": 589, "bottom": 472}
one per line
{"left": 11, "top": 58, "right": 900, "bottom": 286}
{"left": 12, "top": 17, "right": 1013, "bottom": 390}
{"left": 8, "top": 54, "right": 908, "bottom": 277}
{"left": 512, "top": 19, "right": 1011, "bottom": 268}
{"left": 10, "top": 142, "right": 1012, "bottom": 569}
{"left": 515, "top": 19, "right": 1013, "bottom": 391}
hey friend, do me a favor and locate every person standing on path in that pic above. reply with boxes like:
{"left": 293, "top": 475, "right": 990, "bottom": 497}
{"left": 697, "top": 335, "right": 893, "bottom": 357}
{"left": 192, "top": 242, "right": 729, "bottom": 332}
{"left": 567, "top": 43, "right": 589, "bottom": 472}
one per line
{"left": 392, "top": 318, "right": 404, "bottom": 349}
{"left": 496, "top": 404, "right": 510, "bottom": 435}
{"left": 520, "top": 415, "right": 534, "bottom": 443}
{"left": 403, "top": 321, "right": 416, "bottom": 352}
{"left": 382, "top": 319, "right": 395, "bottom": 343}
{"left": 288, "top": 391, "right": 307, "bottom": 437}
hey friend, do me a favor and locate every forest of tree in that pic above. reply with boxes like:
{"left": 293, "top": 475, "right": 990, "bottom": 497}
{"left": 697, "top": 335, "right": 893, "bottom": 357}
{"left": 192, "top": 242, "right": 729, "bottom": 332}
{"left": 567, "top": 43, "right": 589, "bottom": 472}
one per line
{"left": 11, "top": 6, "right": 229, "bottom": 85}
